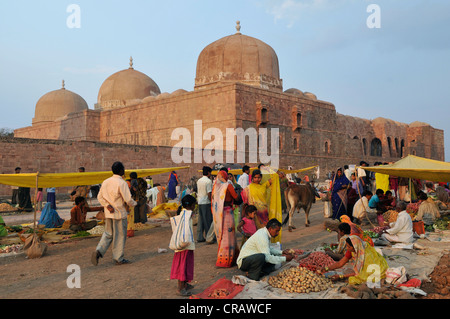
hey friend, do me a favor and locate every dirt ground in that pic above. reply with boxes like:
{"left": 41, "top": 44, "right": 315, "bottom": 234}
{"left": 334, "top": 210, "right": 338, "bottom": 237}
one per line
{"left": 0, "top": 199, "right": 448, "bottom": 301}
{"left": 0, "top": 200, "right": 336, "bottom": 299}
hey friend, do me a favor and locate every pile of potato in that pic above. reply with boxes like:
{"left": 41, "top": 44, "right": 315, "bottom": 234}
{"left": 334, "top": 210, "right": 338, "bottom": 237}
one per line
{"left": 268, "top": 266, "right": 334, "bottom": 294}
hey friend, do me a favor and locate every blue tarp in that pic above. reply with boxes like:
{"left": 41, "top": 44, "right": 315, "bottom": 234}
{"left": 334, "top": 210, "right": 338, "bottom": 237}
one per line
{"left": 38, "top": 203, "right": 65, "bottom": 228}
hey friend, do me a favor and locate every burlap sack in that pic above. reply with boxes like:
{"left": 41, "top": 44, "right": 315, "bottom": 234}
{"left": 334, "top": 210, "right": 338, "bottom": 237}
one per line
{"left": 23, "top": 232, "right": 47, "bottom": 259}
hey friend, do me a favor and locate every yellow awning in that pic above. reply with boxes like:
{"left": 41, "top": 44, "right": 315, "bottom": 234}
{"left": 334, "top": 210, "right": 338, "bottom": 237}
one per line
{"left": 0, "top": 166, "right": 190, "bottom": 188}
{"left": 276, "top": 166, "right": 318, "bottom": 174}
{"left": 205, "top": 165, "right": 318, "bottom": 176}
{"left": 360, "top": 155, "right": 450, "bottom": 182}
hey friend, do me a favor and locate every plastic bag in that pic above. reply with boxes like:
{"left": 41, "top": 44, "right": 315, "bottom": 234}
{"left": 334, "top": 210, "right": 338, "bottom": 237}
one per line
{"left": 169, "top": 210, "right": 193, "bottom": 251}
{"left": 385, "top": 266, "right": 407, "bottom": 285}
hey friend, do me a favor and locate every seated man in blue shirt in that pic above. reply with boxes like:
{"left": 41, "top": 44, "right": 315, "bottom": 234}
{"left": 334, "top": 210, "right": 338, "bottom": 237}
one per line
{"left": 369, "top": 189, "right": 384, "bottom": 210}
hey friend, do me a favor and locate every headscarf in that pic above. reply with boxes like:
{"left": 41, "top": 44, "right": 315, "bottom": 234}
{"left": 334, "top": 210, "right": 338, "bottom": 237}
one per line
{"left": 340, "top": 215, "right": 374, "bottom": 247}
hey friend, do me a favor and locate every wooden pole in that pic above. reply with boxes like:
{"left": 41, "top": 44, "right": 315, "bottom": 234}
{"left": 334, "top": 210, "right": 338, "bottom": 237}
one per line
{"left": 33, "top": 172, "right": 39, "bottom": 231}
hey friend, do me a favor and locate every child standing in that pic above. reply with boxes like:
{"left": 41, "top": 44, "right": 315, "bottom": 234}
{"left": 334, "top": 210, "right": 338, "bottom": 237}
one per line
{"left": 35, "top": 188, "right": 43, "bottom": 211}
{"left": 237, "top": 205, "right": 257, "bottom": 248}
{"left": 170, "top": 194, "right": 197, "bottom": 297}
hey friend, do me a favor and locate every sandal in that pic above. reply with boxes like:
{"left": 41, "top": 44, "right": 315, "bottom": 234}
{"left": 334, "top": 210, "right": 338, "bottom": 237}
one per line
{"left": 177, "top": 288, "right": 192, "bottom": 296}
{"left": 186, "top": 283, "right": 194, "bottom": 290}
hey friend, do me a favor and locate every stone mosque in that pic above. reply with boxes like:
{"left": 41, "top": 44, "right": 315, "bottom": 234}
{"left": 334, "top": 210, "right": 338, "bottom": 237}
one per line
{"left": 14, "top": 22, "right": 445, "bottom": 175}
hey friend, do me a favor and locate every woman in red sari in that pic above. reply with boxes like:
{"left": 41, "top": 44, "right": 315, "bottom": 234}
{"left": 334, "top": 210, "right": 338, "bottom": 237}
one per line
{"left": 212, "top": 170, "right": 239, "bottom": 268}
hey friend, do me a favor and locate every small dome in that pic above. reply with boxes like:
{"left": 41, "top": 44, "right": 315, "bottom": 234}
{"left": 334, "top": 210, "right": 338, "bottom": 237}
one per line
{"left": 303, "top": 92, "right": 317, "bottom": 100}
{"left": 195, "top": 21, "right": 282, "bottom": 91}
{"left": 284, "top": 88, "right": 304, "bottom": 96}
{"left": 33, "top": 81, "right": 88, "bottom": 124}
{"left": 96, "top": 57, "right": 161, "bottom": 110}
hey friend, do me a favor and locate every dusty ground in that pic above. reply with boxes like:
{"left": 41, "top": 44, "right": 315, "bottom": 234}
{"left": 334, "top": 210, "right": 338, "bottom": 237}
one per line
{"left": 0, "top": 199, "right": 448, "bottom": 301}
{"left": 0, "top": 200, "right": 336, "bottom": 299}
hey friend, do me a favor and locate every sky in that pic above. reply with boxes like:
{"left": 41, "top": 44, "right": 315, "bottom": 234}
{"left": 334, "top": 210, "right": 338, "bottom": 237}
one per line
{"left": 0, "top": 0, "right": 449, "bottom": 161}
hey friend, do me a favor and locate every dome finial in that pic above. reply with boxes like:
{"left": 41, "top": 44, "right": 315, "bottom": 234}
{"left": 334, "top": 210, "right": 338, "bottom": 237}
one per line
{"left": 129, "top": 56, "right": 134, "bottom": 69}
{"left": 62, "top": 79, "right": 65, "bottom": 90}
{"left": 235, "top": 21, "right": 241, "bottom": 34}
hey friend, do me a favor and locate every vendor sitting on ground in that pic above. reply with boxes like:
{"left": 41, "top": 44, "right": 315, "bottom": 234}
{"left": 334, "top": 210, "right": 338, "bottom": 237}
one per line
{"left": 380, "top": 201, "right": 414, "bottom": 244}
{"left": 415, "top": 191, "right": 441, "bottom": 226}
{"left": 378, "top": 190, "right": 396, "bottom": 212}
{"left": 0, "top": 215, "right": 7, "bottom": 237}
{"left": 70, "top": 196, "right": 103, "bottom": 233}
{"left": 317, "top": 235, "right": 388, "bottom": 286}
{"left": 368, "top": 189, "right": 384, "bottom": 210}
{"left": 325, "top": 222, "right": 352, "bottom": 261}
{"left": 352, "top": 190, "right": 377, "bottom": 225}
{"left": 237, "top": 218, "right": 294, "bottom": 281}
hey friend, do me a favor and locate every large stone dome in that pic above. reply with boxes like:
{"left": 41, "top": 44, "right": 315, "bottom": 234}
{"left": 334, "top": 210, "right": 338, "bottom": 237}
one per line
{"left": 195, "top": 22, "right": 282, "bottom": 91}
{"left": 33, "top": 81, "right": 88, "bottom": 124}
{"left": 96, "top": 57, "right": 161, "bottom": 110}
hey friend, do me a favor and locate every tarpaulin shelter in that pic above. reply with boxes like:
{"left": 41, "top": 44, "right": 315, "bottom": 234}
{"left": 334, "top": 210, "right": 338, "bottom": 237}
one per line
{"left": 359, "top": 155, "right": 450, "bottom": 183}
{"left": 205, "top": 165, "right": 318, "bottom": 176}
{"left": 0, "top": 166, "right": 190, "bottom": 233}
{"left": 0, "top": 166, "right": 191, "bottom": 188}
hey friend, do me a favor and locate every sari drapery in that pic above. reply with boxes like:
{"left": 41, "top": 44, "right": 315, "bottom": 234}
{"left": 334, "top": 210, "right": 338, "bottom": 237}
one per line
{"left": 212, "top": 171, "right": 238, "bottom": 268}
{"left": 340, "top": 215, "right": 374, "bottom": 247}
{"left": 168, "top": 172, "right": 179, "bottom": 200}
{"left": 331, "top": 173, "right": 350, "bottom": 220}
{"left": 347, "top": 235, "right": 388, "bottom": 285}
{"left": 375, "top": 173, "right": 390, "bottom": 193}
{"left": 241, "top": 169, "right": 282, "bottom": 243}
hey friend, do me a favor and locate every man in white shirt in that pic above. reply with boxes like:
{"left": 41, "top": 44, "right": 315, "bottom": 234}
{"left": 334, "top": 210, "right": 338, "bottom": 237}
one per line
{"left": 237, "top": 219, "right": 293, "bottom": 281}
{"left": 237, "top": 165, "right": 251, "bottom": 222}
{"left": 352, "top": 190, "right": 377, "bottom": 224}
{"left": 196, "top": 166, "right": 213, "bottom": 242}
{"left": 381, "top": 201, "right": 414, "bottom": 243}
{"left": 92, "top": 161, "right": 137, "bottom": 266}
{"left": 237, "top": 165, "right": 250, "bottom": 189}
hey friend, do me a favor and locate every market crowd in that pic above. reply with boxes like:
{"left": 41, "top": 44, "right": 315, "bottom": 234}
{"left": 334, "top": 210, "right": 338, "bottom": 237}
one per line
{"left": 2, "top": 160, "right": 449, "bottom": 297}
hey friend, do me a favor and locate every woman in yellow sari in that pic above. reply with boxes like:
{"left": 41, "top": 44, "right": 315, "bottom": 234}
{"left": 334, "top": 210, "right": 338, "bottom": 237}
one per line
{"left": 318, "top": 235, "right": 388, "bottom": 285}
{"left": 241, "top": 169, "right": 272, "bottom": 229}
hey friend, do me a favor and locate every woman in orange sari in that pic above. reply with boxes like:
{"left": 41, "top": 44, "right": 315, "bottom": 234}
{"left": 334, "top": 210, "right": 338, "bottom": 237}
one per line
{"left": 212, "top": 171, "right": 239, "bottom": 268}
{"left": 241, "top": 169, "right": 272, "bottom": 229}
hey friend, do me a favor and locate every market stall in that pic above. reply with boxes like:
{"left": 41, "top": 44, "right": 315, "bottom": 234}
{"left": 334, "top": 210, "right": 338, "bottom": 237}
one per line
{"left": 0, "top": 166, "right": 189, "bottom": 257}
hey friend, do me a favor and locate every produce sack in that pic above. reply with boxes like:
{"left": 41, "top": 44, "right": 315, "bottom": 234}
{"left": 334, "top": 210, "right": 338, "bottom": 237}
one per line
{"left": 323, "top": 201, "right": 332, "bottom": 218}
{"left": 413, "top": 221, "right": 425, "bottom": 235}
{"left": 169, "top": 209, "right": 193, "bottom": 251}
{"left": 23, "top": 232, "right": 47, "bottom": 259}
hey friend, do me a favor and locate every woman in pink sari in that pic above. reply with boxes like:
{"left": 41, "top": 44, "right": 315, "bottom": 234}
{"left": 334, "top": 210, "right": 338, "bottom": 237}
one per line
{"left": 212, "top": 171, "right": 239, "bottom": 268}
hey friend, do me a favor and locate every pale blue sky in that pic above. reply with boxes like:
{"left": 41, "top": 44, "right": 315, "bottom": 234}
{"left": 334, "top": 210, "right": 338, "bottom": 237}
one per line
{"left": 0, "top": 0, "right": 449, "bottom": 161}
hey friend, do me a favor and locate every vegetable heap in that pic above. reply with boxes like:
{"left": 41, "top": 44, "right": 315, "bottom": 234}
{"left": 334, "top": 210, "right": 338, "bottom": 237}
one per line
{"left": 268, "top": 267, "right": 334, "bottom": 294}
{"left": 297, "top": 251, "right": 335, "bottom": 272}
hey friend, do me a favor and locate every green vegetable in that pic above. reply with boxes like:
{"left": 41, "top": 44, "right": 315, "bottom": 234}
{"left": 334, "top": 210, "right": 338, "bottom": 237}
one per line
{"left": 71, "top": 231, "right": 91, "bottom": 238}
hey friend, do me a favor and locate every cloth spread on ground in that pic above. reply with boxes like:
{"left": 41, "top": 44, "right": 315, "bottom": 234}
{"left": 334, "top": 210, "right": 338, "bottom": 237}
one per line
{"left": 190, "top": 277, "right": 244, "bottom": 299}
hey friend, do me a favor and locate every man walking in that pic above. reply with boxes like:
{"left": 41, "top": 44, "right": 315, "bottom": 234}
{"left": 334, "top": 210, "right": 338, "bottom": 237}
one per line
{"left": 91, "top": 161, "right": 137, "bottom": 266}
